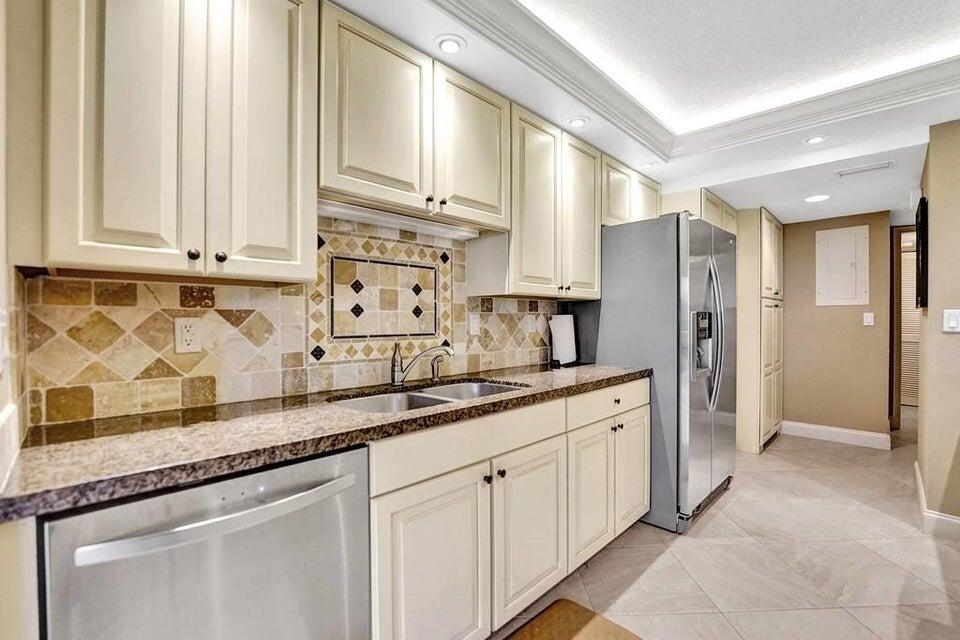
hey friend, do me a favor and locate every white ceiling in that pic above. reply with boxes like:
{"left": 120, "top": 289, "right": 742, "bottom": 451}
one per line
{"left": 513, "top": 0, "right": 960, "bottom": 134}
{"left": 334, "top": 0, "right": 959, "bottom": 226}
{"left": 709, "top": 144, "right": 927, "bottom": 225}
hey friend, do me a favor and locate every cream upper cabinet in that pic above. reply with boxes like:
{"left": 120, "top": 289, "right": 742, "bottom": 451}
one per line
{"left": 320, "top": 1, "right": 433, "bottom": 212}
{"left": 567, "top": 419, "right": 616, "bottom": 570}
{"left": 761, "top": 208, "right": 784, "bottom": 299}
{"left": 205, "top": 0, "right": 317, "bottom": 281}
{"left": 722, "top": 202, "right": 738, "bottom": 236}
{"left": 371, "top": 461, "right": 491, "bottom": 640}
{"left": 434, "top": 64, "right": 511, "bottom": 230}
{"left": 561, "top": 134, "right": 602, "bottom": 300}
{"left": 701, "top": 190, "right": 724, "bottom": 228}
{"left": 509, "top": 105, "right": 563, "bottom": 296}
{"left": 614, "top": 405, "right": 651, "bottom": 535}
{"left": 44, "top": 0, "right": 317, "bottom": 282}
{"left": 634, "top": 173, "right": 661, "bottom": 221}
{"left": 45, "top": 0, "right": 207, "bottom": 274}
{"left": 491, "top": 435, "right": 567, "bottom": 629}
{"left": 601, "top": 154, "right": 636, "bottom": 226}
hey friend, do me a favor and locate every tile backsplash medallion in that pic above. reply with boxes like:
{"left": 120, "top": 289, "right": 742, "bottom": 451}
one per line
{"left": 24, "top": 216, "right": 555, "bottom": 425}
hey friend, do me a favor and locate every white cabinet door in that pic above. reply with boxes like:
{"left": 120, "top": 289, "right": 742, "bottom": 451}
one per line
{"left": 774, "top": 367, "right": 784, "bottom": 430}
{"left": 722, "top": 202, "right": 738, "bottom": 235}
{"left": 45, "top": 0, "right": 206, "bottom": 274}
{"left": 491, "top": 435, "right": 567, "bottom": 629}
{"left": 567, "top": 419, "right": 616, "bottom": 570}
{"left": 320, "top": 2, "right": 433, "bottom": 212}
{"left": 601, "top": 154, "right": 634, "bottom": 225}
{"left": 509, "top": 105, "right": 562, "bottom": 297}
{"left": 761, "top": 370, "right": 776, "bottom": 440}
{"left": 761, "top": 209, "right": 783, "bottom": 299}
{"left": 206, "top": 0, "right": 317, "bottom": 281}
{"left": 634, "top": 173, "right": 661, "bottom": 221}
{"left": 614, "top": 405, "right": 651, "bottom": 535}
{"left": 371, "top": 461, "right": 491, "bottom": 640}
{"left": 701, "top": 190, "right": 724, "bottom": 228}
{"left": 434, "top": 64, "right": 510, "bottom": 230}
{"left": 774, "top": 221, "right": 784, "bottom": 298}
{"left": 561, "top": 133, "right": 601, "bottom": 300}
{"left": 761, "top": 300, "right": 777, "bottom": 374}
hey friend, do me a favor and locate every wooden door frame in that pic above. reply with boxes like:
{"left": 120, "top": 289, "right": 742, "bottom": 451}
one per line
{"left": 889, "top": 225, "right": 916, "bottom": 430}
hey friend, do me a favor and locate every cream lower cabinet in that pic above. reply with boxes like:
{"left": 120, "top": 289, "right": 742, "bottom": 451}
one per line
{"left": 43, "top": 0, "right": 317, "bottom": 282}
{"left": 567, "top": 404, "right": 651, "bottom": 570}
{"left": 491, "top": 435, "right": 568, "bottom": 628}
{"left": 614, "top": 406, "right": 651, "bottom": 535}
{"left": 371, "top": 461, "right": 492, "bottom": 640}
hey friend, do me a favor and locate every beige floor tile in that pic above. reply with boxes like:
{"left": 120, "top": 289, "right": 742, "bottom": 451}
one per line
{"left": 579, "top": 546, "right": 717, "bottom": 615}
{"left": 608, "top": 521, "right": 667, "bottom": 548}
{"left": 517, "top": 570, "right": 593, "bottom": 620}
{"left": 858, "top": 538, "right": 960, "bottom": 600}
{"left": 722, "top": 498, "right": 852, "bottom": 542}
{"left": 725, "top": 608, "right": 881, "bottom": 640}
{"left": 668, "top": 541, "right": 837, "bottom": 611}
{"left": 812, "top": 468, "right": 917, "bottom": 500}
{"left": 862, "top": 496, "right": 923, "bottom": 530}
{"left": 607, "top": 612, "right": 741, "bottom": 640}
{"left": 769, "top": 446, "right": 857, "bottom": 469}
{"left": 723, "top": 469, "right": 842, "bottom": 502}
{"left": 814, "top": 499, "right": 925, "bottom": 540}
{"left": 847, "top": 603, "right": 960, "bottom": 640}
{"left": 735, "top": 450, "right": 803, "bottom": 472}
{"left": 656, "top": 508, "right": 753, "bottom": 546}
{"left": 764, "top": 540, "right": 953, "bottom": 606}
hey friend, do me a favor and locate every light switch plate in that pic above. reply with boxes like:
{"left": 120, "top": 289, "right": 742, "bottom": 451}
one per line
{"left": 863, "top": 312, "right": 875, "bottom": 326}
{"left": 944, "top": 309, "right": 960, "bottom": 333}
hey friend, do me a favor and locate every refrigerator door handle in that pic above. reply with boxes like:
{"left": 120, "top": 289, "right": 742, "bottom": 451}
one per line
{"left": 708, "top": 256, "right": 725, "bottom": 412}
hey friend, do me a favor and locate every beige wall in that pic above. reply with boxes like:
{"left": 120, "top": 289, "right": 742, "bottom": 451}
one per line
{"left": 918, "top": 120, "right": 960, "bottom": 517}
{"left": 782, "top": 212, "right": 890, "bottom": 433}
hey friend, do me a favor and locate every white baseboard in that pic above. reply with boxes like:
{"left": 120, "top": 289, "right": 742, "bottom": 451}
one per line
{"left": 914, "top": 461, "right": 960, "bottom": 542}
{"left": 780, "top": 420, "right": 891, "bottom": 450}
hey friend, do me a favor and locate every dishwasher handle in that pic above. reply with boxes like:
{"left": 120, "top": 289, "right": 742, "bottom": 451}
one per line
{"left": 74, "top": 472, "right": 357, "bottom": 568}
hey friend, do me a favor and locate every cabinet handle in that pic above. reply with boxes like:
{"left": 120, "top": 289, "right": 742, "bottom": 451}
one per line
{"left": 564, "top": 285, "right": 571, "bottom": 291}
{"left": 483, "top": 475, "right": 493, "bottom": 485}
{"left": 611, "top": 425, "right": 618, "bottom": 432}
{"left": 497, "top": 469, "right": 507, "bottom": 479}
{"left": 618, "top": 424, "right": 625, "bottom": 431}
{"left": 439, "top": 198, "right": 447, "bottom": 206}
{"left": 614, "top": 398, "right": 621, "bottom": 405}
{"left": 186, "top": 248, "right": 201, "bottom": 261}
{"left": 215, "top": 251, "right": 228, "bottom": 263}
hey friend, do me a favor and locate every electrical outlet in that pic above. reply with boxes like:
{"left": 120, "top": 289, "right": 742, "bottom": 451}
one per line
{"left": 174, "top": 318, "right": 201, "bottom": 353}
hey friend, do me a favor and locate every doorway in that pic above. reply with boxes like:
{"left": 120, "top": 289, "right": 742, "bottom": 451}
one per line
{"left": 890, "top": 225, "right": 918, "bottom": 430}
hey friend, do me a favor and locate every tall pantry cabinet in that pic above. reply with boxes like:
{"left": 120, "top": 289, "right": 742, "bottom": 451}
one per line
{"left": 737, "top": 208, "right": 785, "bottom": 453}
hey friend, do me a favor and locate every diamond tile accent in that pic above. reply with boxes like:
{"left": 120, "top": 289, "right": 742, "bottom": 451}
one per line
{"left": 26, "top": 313, "right": 56, "bottom": 353}
{"left": 66, "top": 311, "right": 126, "bottom": 354}
{"left": 350, "top": 279, "right": 364, "bottom": 294}
{"left": 238, "top": 311, "right": 276, "bottom": 347}
{"left": 317, "top": 234, "right": 326, "bottom": 249}
{"left": 412, "top": 283, "right": 423, "bottom": 295}
{"left": 101, "top": 334, "right": 157, "bottom": 380}
{"left": 351, "top": 304, "right": 364, "bottom": 318}
{"left": 412, "top": 305, "right": 423, "bottom": 318}
{"left": 310, "top": 345, "right": 326, "bottom": 361}
{"left": 135, "top": 358, "right": 182, "bottom": 380}
{"left": 440, "top": 251, "right": 450, "bottom": 264}
{"left": 133, "top": 311, "right": 175, "bottom": 353}
{"left": 216, "top": 309, "right": 255, "bottom": 328}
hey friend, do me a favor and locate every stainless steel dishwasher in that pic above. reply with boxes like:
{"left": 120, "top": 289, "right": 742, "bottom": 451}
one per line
{"left": 42, "top": 447, "right": 369, "bottom": 640}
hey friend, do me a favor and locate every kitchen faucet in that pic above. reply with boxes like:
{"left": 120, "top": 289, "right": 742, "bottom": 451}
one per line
{"left": 391, "top": 342, "right": 454, "bottom": 386}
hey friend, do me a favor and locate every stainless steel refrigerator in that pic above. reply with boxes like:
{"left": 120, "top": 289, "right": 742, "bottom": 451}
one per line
{"left": 569, "top": 213, "right": 736, "bottom": 533}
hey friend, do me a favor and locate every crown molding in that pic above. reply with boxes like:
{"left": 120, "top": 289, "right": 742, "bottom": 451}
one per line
{"left": 672, "top": 56, "right": 960, "bottom": 157}
{"left": 428, "top": 0, "right": 675, "bottom": 160}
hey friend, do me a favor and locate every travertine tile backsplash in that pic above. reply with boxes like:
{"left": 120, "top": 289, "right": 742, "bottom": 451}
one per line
{"left": 24, "top": 217, "right": 554, "bottom": 425}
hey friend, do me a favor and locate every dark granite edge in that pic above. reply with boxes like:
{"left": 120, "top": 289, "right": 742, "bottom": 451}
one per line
{"left": 0, "top": 368, "right": 651, "bottom": 522}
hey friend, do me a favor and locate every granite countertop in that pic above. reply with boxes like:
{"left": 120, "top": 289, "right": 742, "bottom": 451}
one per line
{"left": 0, "top": 364, "right": 651, "bottom": 522}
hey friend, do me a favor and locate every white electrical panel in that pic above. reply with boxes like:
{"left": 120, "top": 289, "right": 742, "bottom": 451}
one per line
{"left": 944, "top": 309, "right": 960, "bottom": 333}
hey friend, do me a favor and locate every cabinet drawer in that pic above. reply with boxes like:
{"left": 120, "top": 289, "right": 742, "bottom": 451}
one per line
{"left": 566, "top": 379, "right": 649, "bottom": 431}
{"left": 369, "top": 399, "right": 565, "bottom": 497}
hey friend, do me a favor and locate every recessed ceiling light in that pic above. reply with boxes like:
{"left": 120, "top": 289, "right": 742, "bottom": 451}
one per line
{"left": 568, "top": 116, "right": 589, "bottom": 128}
{"left": 435, "top": 35, "right": 466, "bottom": 55}
{"left": 804, "top": 135, "right": 829, "bottom": 145}
{"left": 804, "top": 194, "right": 830, "bottom": 203}
{"left": 641, "top": 161, "right": 659, "bottom": 169}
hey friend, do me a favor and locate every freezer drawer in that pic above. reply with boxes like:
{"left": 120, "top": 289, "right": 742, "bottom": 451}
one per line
{"left": 42, "top": 448, "right": 369, "bottom": 640}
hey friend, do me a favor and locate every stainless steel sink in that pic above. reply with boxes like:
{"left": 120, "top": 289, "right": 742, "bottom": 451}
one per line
{"left": 417, "top": 381, "right": 522, "bottom": 401}
{"left": 331, "top": 392, "right": 452, "bottom": 413}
